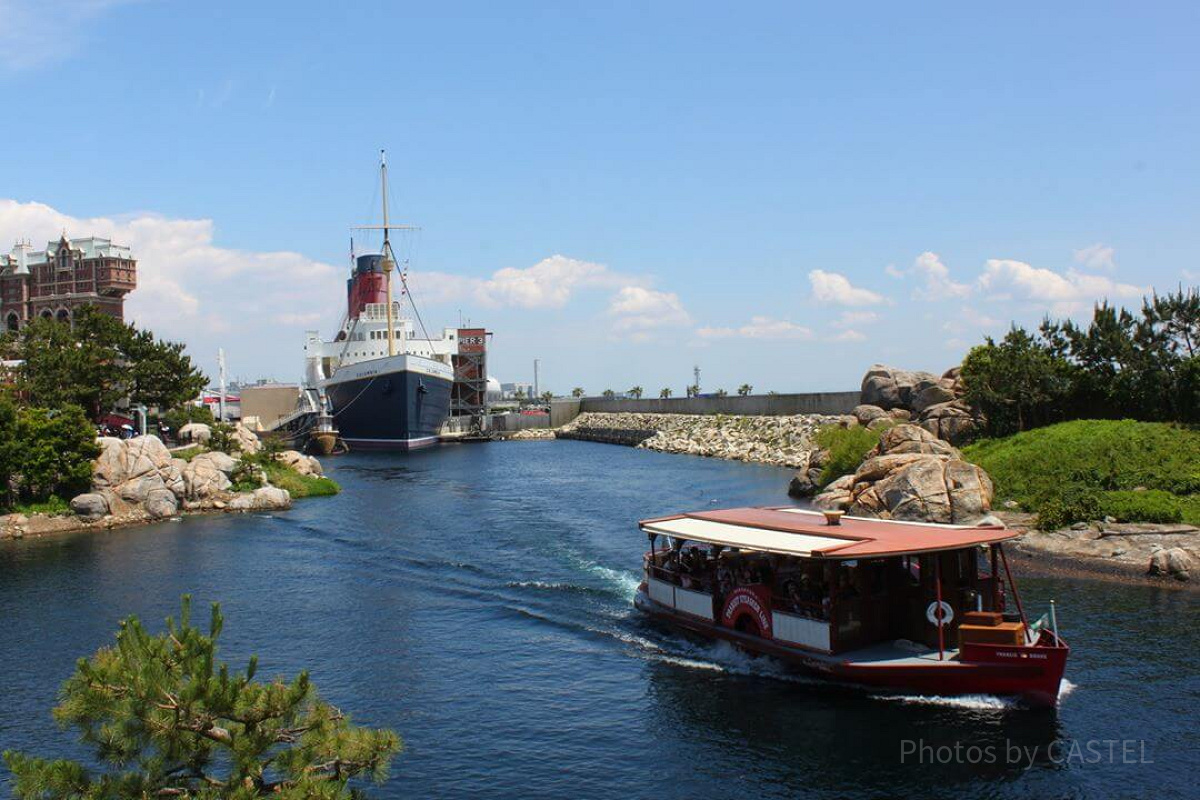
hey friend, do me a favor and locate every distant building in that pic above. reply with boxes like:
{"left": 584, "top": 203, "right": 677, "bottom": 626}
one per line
{"left": 500, "top": 381, "right": 534, "bottom": 400}
{"left": 0, "top": 234, "right": 137, "bottom": 330}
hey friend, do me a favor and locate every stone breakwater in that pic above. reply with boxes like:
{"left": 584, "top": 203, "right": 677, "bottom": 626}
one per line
{"left": 555, "top": 412, "right": 843, "bottom": 468}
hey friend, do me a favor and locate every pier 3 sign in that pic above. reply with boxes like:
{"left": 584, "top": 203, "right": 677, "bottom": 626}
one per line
{"left": 722, "top": 587, "right": 773, "bottom": 639}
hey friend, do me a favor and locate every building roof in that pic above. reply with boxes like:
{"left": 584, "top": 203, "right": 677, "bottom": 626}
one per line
{"left": 639, "top": 506, "right": 1017, "bottom": 560}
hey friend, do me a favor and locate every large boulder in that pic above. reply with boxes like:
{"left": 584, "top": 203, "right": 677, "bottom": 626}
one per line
{"left": 278, "top": 450, "right": 323, "bottom": 477}
{"left": 872, "top": 424, "right": 958, "bottom": 457}
{"left": 178, "top": 422, "right": 212, "bottom": 444}
{"left": 909, "top": 378, "right": 957, "bottom": 414}
{"left": 861, "top": 365, "right": 939, "bottom": 411}
{"left": 919, "top": 400, "right": 983, "bottom": 445}
{"left": 228, "top": 486, "right": 291, "bottom": 512}
{"left": 232, "top": 423, "right": 263, "bottom": 455}
{"left": 852, "top": 404, "right": 890, "bottom": 425}
{"left": 144, "top": 488, "right": 179, "bottom": 519}
{"left": 181, "top": 452, "right": 236, "bottom": 499}
{"left": 812, "top": 423, "right": 994, "bottom": 524}
{"left": 92, "top": 436, "right": 185, "bottom": 504}
{"left": 70, "top": 493, "right": 109, "bottom": 521}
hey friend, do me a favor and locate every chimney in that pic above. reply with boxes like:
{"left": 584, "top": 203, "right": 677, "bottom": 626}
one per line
{"left": 822, "top": 510, "right": 845, "bottom": 526}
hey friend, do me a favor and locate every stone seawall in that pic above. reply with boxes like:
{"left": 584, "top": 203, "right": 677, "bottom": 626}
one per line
{"left": 555, "top": 412, "right": 842, "bottom": 468}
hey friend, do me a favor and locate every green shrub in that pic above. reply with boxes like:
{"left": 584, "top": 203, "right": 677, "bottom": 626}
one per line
{"left": 815, "top": 425, "right": 881, "bottom": 488}
{"left": 228, "top": 460, "right": 263, "bottom": 493}
{"left": 11, "top": 404, "right": 99, "bottom": 505}
{"left": 1097, "top": 490, "right": 1184, "bottom": 524}
{"left": 261, "top": 461, "right": 340, "bottom": 498}
{"left": 964, "top": 419, "right": 1200, "bottom": 527}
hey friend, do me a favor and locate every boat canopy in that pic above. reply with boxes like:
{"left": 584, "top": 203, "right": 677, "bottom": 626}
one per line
{"left": 639, "top": 507, "right": 1019, "bottom": 560}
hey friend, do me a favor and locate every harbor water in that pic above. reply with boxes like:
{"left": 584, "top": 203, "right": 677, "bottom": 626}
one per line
{"left": 1, "top": 440, "right": 1196, "bottom": 799}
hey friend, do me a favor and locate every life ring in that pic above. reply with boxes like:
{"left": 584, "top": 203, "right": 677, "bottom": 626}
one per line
{"left": 926, "top": 600, "right": 954, "bottom": 626}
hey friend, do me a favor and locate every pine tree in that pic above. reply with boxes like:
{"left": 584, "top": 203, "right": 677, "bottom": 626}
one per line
{"left": 3, "top": 597, "right": 401, "bottom": 799}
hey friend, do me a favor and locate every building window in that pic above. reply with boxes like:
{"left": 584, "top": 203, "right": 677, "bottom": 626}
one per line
{"left": 5, "top": 313, "right": 18, "bottom": 332}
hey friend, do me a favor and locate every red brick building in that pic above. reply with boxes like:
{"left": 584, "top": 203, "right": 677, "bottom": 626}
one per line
{"left": 0, "top": 234, "right": 136, "bottom": 330}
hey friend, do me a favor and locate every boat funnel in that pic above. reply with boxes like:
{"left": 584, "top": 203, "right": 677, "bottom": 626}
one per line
{"left": 822, "top": 510, "right": 845, "bottom": 526}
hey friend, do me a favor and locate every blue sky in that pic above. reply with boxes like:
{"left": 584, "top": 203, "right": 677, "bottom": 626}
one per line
{"left": 1, "top": 1, "right": 1197, "bottom": 394}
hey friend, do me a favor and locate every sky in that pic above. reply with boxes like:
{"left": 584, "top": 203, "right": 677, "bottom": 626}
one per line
{"left": 0, "top": 1, "right": 1197, "bottom": 395}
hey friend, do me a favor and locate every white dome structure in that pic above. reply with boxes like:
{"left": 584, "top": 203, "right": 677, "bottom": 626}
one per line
{"left": 486, "top": 376, "right": 503, "bottom": 403}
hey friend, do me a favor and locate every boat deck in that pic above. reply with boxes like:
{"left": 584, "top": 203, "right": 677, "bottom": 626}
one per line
{"left": 838, "top": 640, "right": 960, "bottom": 666}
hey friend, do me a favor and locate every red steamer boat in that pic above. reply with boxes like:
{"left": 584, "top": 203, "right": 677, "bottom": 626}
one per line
{"left": 634, "top": 507, "right": 1068, "bottom": 707}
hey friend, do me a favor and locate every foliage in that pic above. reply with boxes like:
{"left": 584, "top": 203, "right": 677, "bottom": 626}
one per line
{"left": 261, "top": 462, "right": 340, "bottom": 499}
{"left": 539, "top": 391, "right": 553, "bottom": 403}
{"left": 659, "top": 387, "right": 672, "bottom": 399}
{"left": 738, "top": 384, "right": 753, "bottom": 396}
{"left": 961, "top": 289, "right": 1200, "bottom": 436}
{"left": 628, "top": 386, "right": 643, "bottom": 399}
{"left": 685, "top": 384, "right": 699, "bottom": 398}
{"left": 963, "top": 419, "right": 1200, "bottom": 527}
{"left": 2, "top": 402, "right": 100, "bottom": 507}
{"left": 2, "top": 596, "right": 400, "bottom": 799}
{"left": 208, "top": 422, "right": 237, "bottom": 455}
{"left": 229, "top": 460, "right": 264, "bottom": 493}
{"left": 571, "top": 387, "right": 584, "bottom": 398}
{"left": 602, "top": 389, "right": 615, "bottom": 399}
{"left": 172, "top": 445, "right": 205, "bottom": 462}
{"left": 13, "top": 495, "right": 72, "bottom": 516}
{"left": 714, "top": 388, "right": 727, "bottom": 397}
{"left": 814, "top": 425, "right": 881, "bottom": 488}
{"left": 3, "top": 306, "right": 207, "bottom": 422}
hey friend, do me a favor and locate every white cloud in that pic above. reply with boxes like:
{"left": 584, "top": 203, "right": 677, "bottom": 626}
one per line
{"left": 833, "top": 310, "right": 877, "bottom": 329}
{"left": 608, "top": 286, "right": 691, "bottom": 338}
{"left": 884, "top": 264, "right": 905, "bottom": 279}
{"left": 808, "top": 269, "right": 886, "bottom": 306}
{"left": 412, "top": 254, "right": 644, "bottom": 309}
{"left": 0, "top": 198, "right": 344, "bottom": 379}
{"left": 910, "top": 251, "right": 972, "bottom": 300}
{"left": 696, "top": 316, "right": 813, "bottom": 340}
{"left": 977, "top": 258, "right": 1145, "bottom": 313}
{"left": 1073, "top": 243, "right": 1116, "bottom": 272}
{"left": 0, "top": 1, "right": 133, "bottom": 71}
{"left": 828, "top": 329, "right": 866, "bottom": 342}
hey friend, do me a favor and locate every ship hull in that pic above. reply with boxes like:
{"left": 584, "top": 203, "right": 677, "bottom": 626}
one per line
{"left": 322, "top": 354, "right": 453, "bottom": 451}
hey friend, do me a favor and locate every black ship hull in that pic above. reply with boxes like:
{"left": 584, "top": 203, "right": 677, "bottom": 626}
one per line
{"left": 323, "top": 356, "right": 453, "bottom": 451}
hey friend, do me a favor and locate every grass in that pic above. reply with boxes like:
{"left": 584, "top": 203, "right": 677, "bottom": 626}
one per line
{"left": 12, "top": 495, "right": 72, "bottom": 516}
{"left": 815, "top": 424, "right": 881, "bottom": 488}
{"left": 962, "top": 419, "right": 1200, "bottom": 527}
{"left": 261, "top": 461, "right": 340, "bottom": 498}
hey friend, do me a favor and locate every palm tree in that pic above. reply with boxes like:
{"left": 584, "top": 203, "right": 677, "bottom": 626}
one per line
{"left": 540, "top": 391, "right": 553, "bottom": 403}
{"left": 738, "top": 383, "right": 753, "bottom": 396}
{"left": 660, "top": 387, "right": 672, "bottom": 399}
{"left": 629, "top": 386, "right": 644, "bottom": 399}
{"left": 571, "top": 387, "right": 584, "bottom": 398}
{"left": 715, "top": 388, "right": 728, "bottom": 397}
{"left": 602, "top": 389, "right": 616, "bottom": 399}
{"left": 686, "top": 384, "right": 699, "bottom": 398}
{"left": 513, "top": 388, "right": 526, "bottom": 403}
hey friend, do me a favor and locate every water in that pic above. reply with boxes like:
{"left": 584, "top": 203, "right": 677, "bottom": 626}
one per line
{"left": 1, "top": 440, "right": 1196, "bottom": 799}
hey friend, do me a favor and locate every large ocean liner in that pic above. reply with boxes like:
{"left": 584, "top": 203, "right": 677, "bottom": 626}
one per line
{"left": 302, "top": 153, "right": 458, "bottom": 450}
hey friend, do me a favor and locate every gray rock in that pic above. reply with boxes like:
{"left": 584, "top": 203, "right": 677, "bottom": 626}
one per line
{"left": 866, "top": 417, "right": 894, "bottom": 431}
{"left": 1148, "top": 549, "right": 1170, "bottom": 576}
{"left": 852, "top": 404, "right": 889, "bottom": 425}
{"left": 860, "top": 365, "right": 939, "bottom": 411}
{"left": 1166, "top": 548, "right": 1192, "bottom": 581}
{"left": 70, "top": 493, "right": 109, "bottom": 520}
{"left": 910, "top": 379, "right": 957, "bottom": 414}
{"left": 1071, "top": 521, "right": 1090, "bottom": 531}
{"left": 144, "top": 488, "right": 179, "bottom": 519}
{"left": 229, "top": 486, "right": 291, "bottom": 512}
{"left": 178, "top": 422, "right": 212, "bottom": 443}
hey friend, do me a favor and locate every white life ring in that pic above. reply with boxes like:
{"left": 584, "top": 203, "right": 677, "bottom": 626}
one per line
{"left": 926, "top": 601, "right": 954, "bottom": 626}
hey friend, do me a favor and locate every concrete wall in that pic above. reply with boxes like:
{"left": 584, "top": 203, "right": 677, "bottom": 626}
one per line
{"left": 549, "top": 400, "right": 581, "bottom": 428}
{"left": 561, "top": 391, "right": 859, "bottom": 420}
{"left": 241, "top": 385, "right": 301, "bottom": 430}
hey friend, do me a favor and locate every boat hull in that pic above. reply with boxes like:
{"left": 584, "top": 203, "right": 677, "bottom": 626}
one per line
{"left": 635, "top": 587, "right": 1068, "bottom": 708}
{"left": 323, "top": 355, "right": 453, "bottom": 451}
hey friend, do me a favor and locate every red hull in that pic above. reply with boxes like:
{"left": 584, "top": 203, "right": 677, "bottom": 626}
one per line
{"left": 635, "top": 586, "right": 1068, "bottom": 708}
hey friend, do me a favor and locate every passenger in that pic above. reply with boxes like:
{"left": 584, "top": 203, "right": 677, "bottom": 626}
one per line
{"left": 785, "top": 580, "right": 804, "bottom": 614}
{"left": 716, "top": 562, "right": 733, "bottom": 595}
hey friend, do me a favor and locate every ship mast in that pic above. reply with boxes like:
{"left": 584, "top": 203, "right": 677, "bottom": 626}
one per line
{"left": 380, "top": 149, "right": 396, "bottom": 357}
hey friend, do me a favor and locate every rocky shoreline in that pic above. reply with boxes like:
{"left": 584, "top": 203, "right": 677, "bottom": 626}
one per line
{"left": 1, "top": 424, "right": 328, "bottom": 543}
